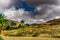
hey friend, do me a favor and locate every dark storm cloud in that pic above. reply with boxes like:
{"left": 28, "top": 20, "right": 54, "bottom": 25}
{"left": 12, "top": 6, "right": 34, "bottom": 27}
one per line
{"left": 25, "top": 0, "right": 59, "bottom": 6}
{"left": 24, "top": 0, "right": 60, "bottom": 20}
{"left": 30, "top": 5, "right": 53, "bottom": 19}
{"left": 14, "top": 0, "right": 22, "bottom": 8}
{"left": 1, "top": 0, "right": 60, "bottom": 24}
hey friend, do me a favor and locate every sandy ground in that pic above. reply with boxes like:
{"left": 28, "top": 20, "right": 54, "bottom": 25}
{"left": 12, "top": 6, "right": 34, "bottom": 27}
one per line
{"left": 0, "top": 35, "right": 60, "bottom": 40}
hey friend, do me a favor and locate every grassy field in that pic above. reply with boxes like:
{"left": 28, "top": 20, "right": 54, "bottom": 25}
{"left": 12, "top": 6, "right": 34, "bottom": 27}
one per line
{"left": 1, "top": 37, "right": 60, "bottom": 40}
{"left": 0, "top": 13, "right": 60, "bottom": 38}
{"left": 1, "top": 19, "right": 60, "bottom": 38}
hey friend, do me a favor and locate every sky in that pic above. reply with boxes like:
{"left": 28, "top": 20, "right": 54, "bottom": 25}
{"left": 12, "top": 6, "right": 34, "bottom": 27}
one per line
{"left": 15, "top": 0, "right": 35, "bottom": 12}
{"left": 0, "top": 0, "right": 60, "bottom": 24}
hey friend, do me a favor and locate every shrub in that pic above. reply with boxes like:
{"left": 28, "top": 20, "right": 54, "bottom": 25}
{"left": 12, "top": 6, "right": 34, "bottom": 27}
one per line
{"left": 0, "top": 36, "right": 3, "bottom": 40}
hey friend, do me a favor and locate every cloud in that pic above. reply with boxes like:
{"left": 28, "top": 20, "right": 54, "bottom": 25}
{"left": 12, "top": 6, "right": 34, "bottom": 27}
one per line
{"left": 31, "top": 5, "right": 54, "bottom": 19}
{"left": 0, "top": 0, "right": 60, "bottom": 24}
{"left": 2, "top": 7, "right": 46, "bottom": 24}
{"left": 33, "top": 5, "right": 60, "bottom": 22}
{"left": 0, "top": 0, "right": 15, "bottom": 13}
{"left": 3, "top": 8, "right": 33, "bottom": 24}
{"left": 0, "top": 0, "right": 16, "bottom": 8}
{"left": 0, "top": 0, "right": 22, "bottom": 12}
{"left": 25, "top": 0, "right": 59, "bottom": 7}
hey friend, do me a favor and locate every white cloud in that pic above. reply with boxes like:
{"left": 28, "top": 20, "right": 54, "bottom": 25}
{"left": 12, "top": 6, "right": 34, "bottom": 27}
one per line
{"left": 0, "top": 0, "right": 14, "bottom": 8}
{"left": 0, "top": 0, "right": 16, "bottom": 13}
{"left": 2, "top": 7, "right": 46, "bottom": 24}
{"left": 3, "top": 8, "right": 32, "bottom": 24}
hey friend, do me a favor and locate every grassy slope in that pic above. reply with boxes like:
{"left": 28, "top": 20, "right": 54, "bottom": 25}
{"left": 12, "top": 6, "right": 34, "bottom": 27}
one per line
{"left": 1, "top": 18, "right": 60, "bottom": 38}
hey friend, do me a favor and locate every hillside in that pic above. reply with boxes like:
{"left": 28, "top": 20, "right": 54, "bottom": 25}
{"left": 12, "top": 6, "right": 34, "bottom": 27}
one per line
{"left": 0, "top": 18, "right": 60, "bottom": 38}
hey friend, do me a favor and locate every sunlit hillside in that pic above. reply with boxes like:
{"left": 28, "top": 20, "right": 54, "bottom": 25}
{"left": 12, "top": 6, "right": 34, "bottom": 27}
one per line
{"left": 0, "top": 13, "right": 60, "bottom": 38}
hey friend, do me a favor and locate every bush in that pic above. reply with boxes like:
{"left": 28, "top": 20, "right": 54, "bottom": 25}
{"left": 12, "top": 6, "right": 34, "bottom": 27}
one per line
{"left": 0, "top": 36, "right": 3, "bottom": 40}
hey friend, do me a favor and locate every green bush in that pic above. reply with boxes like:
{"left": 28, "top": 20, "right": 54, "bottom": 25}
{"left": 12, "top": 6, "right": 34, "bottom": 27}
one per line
{"left": 0, "top": 36, "right": 3, "bottom": 40}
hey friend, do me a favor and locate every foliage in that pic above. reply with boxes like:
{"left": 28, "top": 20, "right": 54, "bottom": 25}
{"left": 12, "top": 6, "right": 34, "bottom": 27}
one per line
{"left": 20, "top": 24, "right": 28, "bottom": 28}
{"left": 0, "top": 13, "right": 8, "bottom": 30}
{"left": 0, "top": 13, "right": 5, "bottom": 20}
{"left": 0, "top": 36, "right": 3, "bottom": 40}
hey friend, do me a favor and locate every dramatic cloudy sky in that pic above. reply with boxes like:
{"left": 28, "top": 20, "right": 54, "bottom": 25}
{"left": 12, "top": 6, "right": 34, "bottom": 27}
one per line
{"left": 0, "top": 0, "right": 60, "bottom": 24}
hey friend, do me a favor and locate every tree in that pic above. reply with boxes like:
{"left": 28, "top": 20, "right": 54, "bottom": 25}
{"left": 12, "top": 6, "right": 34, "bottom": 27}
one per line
{"left": 0, "top": 13, "right": 5, "bottom": 21}
{"left": 0, "top": 13, "right": 6, "bottom": 34}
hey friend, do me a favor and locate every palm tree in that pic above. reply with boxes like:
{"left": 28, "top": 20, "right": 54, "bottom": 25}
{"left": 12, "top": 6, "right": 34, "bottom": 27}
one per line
{"left": 0, "top": 13, "right": 5, "bottom": 21}
{"left": 0, "top": 13, "right": 6, "bottom": 34}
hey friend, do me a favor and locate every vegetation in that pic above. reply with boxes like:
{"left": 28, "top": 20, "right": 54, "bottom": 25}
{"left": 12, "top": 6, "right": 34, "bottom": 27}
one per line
{"left": 0, "top": 36, "right": 3, "bottom": 40}
{"left": 0, "top": 13, "right": 5, "bottom": 20}
{"left": 0, "top": 13, "right": 60, "bottom": 37}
